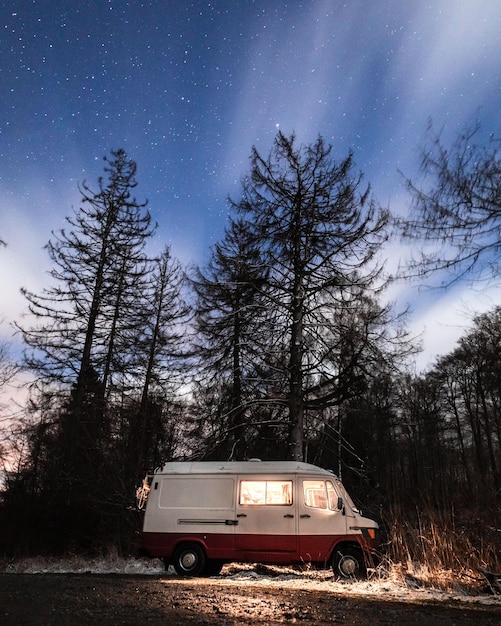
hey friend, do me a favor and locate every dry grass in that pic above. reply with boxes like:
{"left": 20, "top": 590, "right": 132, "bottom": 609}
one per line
{"left": 378, "top": 506, "right": 501, "bottom": 593}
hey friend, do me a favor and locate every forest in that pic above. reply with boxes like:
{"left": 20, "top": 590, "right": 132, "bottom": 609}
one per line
{"left": 0, "top": 129, "right": 500, "bottom": 580}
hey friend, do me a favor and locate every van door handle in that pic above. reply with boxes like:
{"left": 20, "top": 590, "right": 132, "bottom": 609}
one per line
{"left": 283, "top": 514, "right": 294, "bottom": 518}
{"left": 237, "top": 513, "right": 247, "bottom": 518}
{"left": 300, "top": 514, "right": 311, "bottom": 519}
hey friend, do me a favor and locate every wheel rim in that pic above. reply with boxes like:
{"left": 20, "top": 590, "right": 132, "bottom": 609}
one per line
{"left": 338, "top": 554, "right": 358, "bottom": 577}
{"left": 180, "top": 551, "right": 198, "bottom": 571}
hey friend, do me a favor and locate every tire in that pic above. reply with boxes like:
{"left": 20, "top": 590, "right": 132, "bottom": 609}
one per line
{"left": 172, "top": 543, "right": 206, "bottom": 576}
{"left": 332, "top": 546, "right": 366, "bottom": 579}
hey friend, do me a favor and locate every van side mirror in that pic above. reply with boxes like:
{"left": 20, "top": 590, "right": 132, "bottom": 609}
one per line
{"left": 337, "top": 497, "right": 343, "bottom": 511}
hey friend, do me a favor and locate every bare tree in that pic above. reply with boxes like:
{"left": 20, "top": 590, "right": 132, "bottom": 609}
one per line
{"left": 433, "top": 307, "right": 501, "bottom": 493}
{"left": 130, "top": 246, "right": 191, "bottom": 476}
{"left": 13, "top": 150, "right": 156, "bottom": 552}
{"left": 401, "top": 123, "right": 501, "bottom": 285}
{"left": 232, "top": 132, "right": 392, "bottom": 461}
{"left": 18, "top": 149, "right": 155, "bottom": 395}
{"left": 190, "top": 218, "right": 269, "bottom": 460}
{"left": 0, "top": 336, "right": 20, "bottom": 473}
{"left": 0, "top": 341, "right": 17, "bottom": 392}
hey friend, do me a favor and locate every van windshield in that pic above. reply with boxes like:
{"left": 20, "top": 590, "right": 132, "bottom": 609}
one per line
{"left": 335, "top": 478, "right": 360, "bottom": 513}
{"left": 303, "top": 480, "right": 340, "bottom": 510}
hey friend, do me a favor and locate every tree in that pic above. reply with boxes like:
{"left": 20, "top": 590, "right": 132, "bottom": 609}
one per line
{"left": 232, "top": 132, "right": 393, "bottom": 461}
{"left": 0, "top": 339, "right": 18, "bottom": 397}
{"left": 15, "top": 149, "right": 156, "bottom": 551}
{"left": 0, "top": 335, "right": 19, "bottom": 476}
{"left": 18, "top": 149, "right": 155, "bottom": 395}
{"left": 433, "top": 307, "right": 501, "bottom": 493}
{"left": 305, "top": 290, "right": 416, "bottom": 475}
{"left": 190, "top": 218, "right": 269, "bottom": 459}
{"left": 402, "top": 123, "right": 501, "bottom": 284}
{"left": 127, "top": 245, "right": 191, "bottom": 479}
{"left": 0, "top": 243, "right": 17, "bottom": 430}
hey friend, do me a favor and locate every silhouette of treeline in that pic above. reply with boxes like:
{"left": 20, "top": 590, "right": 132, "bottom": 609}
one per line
{"left": 0, "top": 130, "right": 499, "bottom": 572}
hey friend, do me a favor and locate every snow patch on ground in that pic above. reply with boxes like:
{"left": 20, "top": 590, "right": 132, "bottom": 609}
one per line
{"left": 1, "top": 557, "right": 500, "bottom": 608}
{"left": 0, "top": 555, "right": 166, "bottom": 576}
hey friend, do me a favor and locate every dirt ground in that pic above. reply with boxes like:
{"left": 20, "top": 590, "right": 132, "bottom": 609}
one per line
{"left": 2, "top": 573, "right": 501, "bottom": 626}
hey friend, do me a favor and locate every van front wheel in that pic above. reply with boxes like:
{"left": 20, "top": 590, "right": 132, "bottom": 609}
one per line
{"left": 332, "top": 546, "right": 366, "bottom": 579}
{"left": 173, "top": 543, "right": 206, "bottom": 576}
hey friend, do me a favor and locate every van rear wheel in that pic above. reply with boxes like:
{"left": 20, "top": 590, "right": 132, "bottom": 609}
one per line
{"left": 173, "top": 543, "right": 206, "bottom": 576}
{"left": 332, "top": 546, "right": 366, "bottom": 579}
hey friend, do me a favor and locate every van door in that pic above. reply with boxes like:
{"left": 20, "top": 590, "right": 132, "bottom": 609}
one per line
{"left": 297, "top": 478, "right": 347, "bottom": 563}
{"left": 234, "top": 477, "right": 297, "bottom": 557}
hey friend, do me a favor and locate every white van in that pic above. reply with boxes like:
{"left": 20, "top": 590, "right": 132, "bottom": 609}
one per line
{"left": 138, "top": 460, "right": 379, "bottom": 578}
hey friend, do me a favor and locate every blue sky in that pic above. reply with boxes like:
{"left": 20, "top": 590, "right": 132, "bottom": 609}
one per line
{"left": 1, "top": 0, "right": 501, "bottom": 370}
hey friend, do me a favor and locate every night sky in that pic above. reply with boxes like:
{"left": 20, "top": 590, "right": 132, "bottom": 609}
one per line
{"left": 1, "top": 0, "right": 501, "bottom": 368}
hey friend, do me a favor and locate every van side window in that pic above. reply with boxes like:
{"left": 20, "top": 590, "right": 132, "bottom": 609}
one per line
{"left": 159, "top": 478, "right": 234, "bottom": 509}
{"left": 303, "top": 480, "right": 339, "bottom": 510}
{"left": 239, "top": 480, "right": 292, "bottom": 505}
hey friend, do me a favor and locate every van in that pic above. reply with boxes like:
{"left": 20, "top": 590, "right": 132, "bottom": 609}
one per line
{"left": 138, "top": 460, "right": 379, "bottom": 578}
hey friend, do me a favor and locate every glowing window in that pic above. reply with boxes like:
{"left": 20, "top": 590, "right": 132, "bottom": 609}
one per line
{"left": 239, "top": 480, "right": 292, "bottom": 505}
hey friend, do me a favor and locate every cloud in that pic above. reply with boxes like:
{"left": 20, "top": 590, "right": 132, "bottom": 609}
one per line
{"left": 407, "top": 281, "right": 501, "bottom": 372}
{"left": 0, "top": 175, "right": 83, "bottom": 343}
{"left": 385, "top": 1, "right": 501, "bottom": 136}
{"left": 0, "top": 207, "right": 48, "bottom": 332}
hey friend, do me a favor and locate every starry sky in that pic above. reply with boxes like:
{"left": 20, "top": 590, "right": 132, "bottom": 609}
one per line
{"left": 1, "top": 0, "right": 501, "bottom": 370}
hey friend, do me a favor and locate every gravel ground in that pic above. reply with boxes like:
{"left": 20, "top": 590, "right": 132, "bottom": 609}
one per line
{"left": 2, "top": 573, "right": 501, "bottom": 625}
